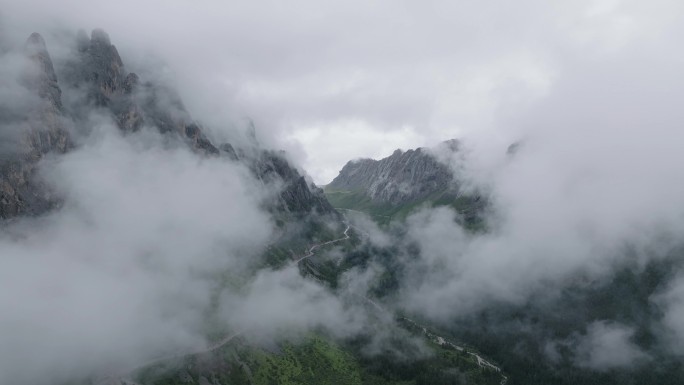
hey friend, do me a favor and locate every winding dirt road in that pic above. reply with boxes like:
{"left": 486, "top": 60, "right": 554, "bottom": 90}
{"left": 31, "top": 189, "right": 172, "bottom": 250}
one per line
{"left": 293, "top": 225, "right": 351, "bottom": 264}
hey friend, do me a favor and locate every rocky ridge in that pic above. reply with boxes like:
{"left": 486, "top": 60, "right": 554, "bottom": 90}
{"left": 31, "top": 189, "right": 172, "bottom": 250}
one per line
{"left": 327, "top": 139, "right": 460, "bottom": 206}
{"left": 0, "top": 30, "right": 334, "bottom": 219}
{"left": 0, "top": 33, "right": 70, "bottom": 218}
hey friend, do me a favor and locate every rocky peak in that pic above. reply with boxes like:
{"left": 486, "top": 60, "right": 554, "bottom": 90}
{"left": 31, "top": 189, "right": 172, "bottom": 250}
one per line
{"left": 90, "top": 28, "right": 112, "bottom": 45}
{"left": 75, "top": 29, "right": 89, "bottom": 52}
{"left": 328, "top": 141, "right": 457, "bottom": 206}
{"left": 68, "top": 29, "right": 217, "bottom": 149}
{"left": 25, "top": 33, "right": 56, "bottom": 80}
{"left": 440, "top": 138, "right": 460, "bottom": 152}
{"left": 1, "top": 33, "right": 70, "bottom": 219}
{"left": 24, "top": 33, "right": 62, "bottom": 110}
{"left": 254, "top": 151, "right": 336, "bottom": 216}
{"left": 82, "top": 29, "right": 125, "bottom": 102}
{"left": 2, "top": 29, "right": 336, "bottom": 221}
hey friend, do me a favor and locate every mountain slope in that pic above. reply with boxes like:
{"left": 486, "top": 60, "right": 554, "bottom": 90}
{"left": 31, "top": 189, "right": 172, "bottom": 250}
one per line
{"left": 0, "top": 30, "right": 334, "bottom": 221}
{"left": 325, "top": 140, "right": 483, "bottom": 225}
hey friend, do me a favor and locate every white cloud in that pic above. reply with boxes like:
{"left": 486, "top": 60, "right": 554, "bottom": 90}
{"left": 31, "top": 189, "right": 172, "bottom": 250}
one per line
{"left": 0, "top": 124, "right": 273, "bottom": 384}
{"left": 5, "top": 0, "right": 681, "bottom": 182}
{"left": 2, "top": 0, "right": 684, "bottom": 378}
{"left": 574, "top": 321, "right": 649, "bottom": 370}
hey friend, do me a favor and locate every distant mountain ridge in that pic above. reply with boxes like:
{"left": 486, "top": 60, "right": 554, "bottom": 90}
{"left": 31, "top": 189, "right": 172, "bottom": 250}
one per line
{"left": 327, "top": 139, "right": 459, "bottom": 206}
{"left": 325, "top": 140, "right": 483, "bottom": 225}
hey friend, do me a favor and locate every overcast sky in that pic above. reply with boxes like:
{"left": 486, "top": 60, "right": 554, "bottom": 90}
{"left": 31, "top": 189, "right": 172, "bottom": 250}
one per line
{"left": 3, "top": 0, "right": 682, "bottom": 183}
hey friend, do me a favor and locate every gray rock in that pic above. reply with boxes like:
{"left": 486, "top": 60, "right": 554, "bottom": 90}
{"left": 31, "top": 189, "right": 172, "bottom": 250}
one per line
{"left": 327, "top": 141, "right": 458, "bottom": 206}
{"left": 253, "top": 150, "right": 336, "bottom": 216}
{"left": 0, "top": 33, "right": 70, "bottom": 219}
{"left": 1, "top": 29, "right": 336, "bottom": 221}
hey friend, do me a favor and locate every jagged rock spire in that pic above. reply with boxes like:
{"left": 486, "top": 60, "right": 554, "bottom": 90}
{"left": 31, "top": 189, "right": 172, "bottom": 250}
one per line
{"left": 83, "top": 29, "right": 124, "bottom": 101}
{"left": 2, "top": 28, "right": 334, "bottom": 222}
{"left": 25, "top": 33, "right": 56, "bottom": 81}
{"left": 0, "top": 32, "right": 70, "bottom": 219}
{"left": 24, "top": 32, "right": 62, "bottom": 109}
{"left": 90, "top": 28, "right": 111, "bottom": 45}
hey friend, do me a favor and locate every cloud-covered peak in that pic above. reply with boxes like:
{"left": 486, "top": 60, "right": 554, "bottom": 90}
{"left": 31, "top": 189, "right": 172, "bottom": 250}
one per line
{"left": 90, "top": 27, "right": 111, "bottom": 45}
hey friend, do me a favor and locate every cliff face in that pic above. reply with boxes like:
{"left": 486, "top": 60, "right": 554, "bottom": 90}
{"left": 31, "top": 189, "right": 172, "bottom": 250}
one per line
{"left": 253, "top": 151, "right": 335, "bottom": 215}
{"left": 0, "top": 33, "right": 70, "bottom": 218}
{"left": 62, "top": 29, "right": 219, "bottom": 154}
{"left": 0, "top": 30, "right": 334, "bottom": 219}
{"left": 325, "top": 140, "right": 486, "bottom": 226}
{"left": 327, "top": 140, "right": 459, "bottom": 206}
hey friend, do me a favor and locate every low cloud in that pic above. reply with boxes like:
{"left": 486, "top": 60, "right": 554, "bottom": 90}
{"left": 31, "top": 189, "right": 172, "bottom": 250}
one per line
{"left": 0, "top": 121, "right": 273, "bottom": 384}
{"left": 573, "top": 321, "right": 650, "bottom": 370}
{"left": 652, "top": 273, "right": 684, "bottom": 355}
{"left": 386, "top": 16, "right": 684, "bottom": 363}
{"left": 0, "top": 49, "right": 48, "bottom": 154}
{"left": 220, "top": 266, "right": 372, "bottom": 343}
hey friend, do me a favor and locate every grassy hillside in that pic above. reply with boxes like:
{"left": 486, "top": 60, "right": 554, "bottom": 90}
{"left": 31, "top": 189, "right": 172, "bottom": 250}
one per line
{"left": 131, "top": 329, "right": 503, "bottom": 385}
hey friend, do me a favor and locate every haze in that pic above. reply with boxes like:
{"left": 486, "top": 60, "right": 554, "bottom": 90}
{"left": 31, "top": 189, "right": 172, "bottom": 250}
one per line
{"left": 2, "top": 1, "right": 684, "bottom": 384}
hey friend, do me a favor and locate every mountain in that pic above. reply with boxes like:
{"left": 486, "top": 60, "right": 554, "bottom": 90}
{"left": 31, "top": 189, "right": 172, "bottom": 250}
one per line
{"left": 325, "top": 139, "right": 483, "bottom": 226}
{"left": 1, "top": 29, "right": 334, "bottom": 221}
{"left": 328, "top": 140, "right": 458, "bottom": 206}
{"left": 0, "top": 33, "right": 70, "bottom": 218}
{"left": 0, "top": 30, "right": 503, "bottom": 385}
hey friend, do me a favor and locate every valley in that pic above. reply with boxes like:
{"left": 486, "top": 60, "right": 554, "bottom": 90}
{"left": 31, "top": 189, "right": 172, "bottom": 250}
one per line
{"left": 2, "top": 5, "right": 684, "bottom": 384}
